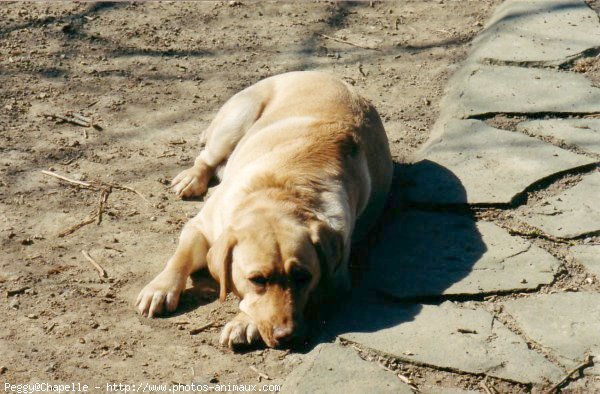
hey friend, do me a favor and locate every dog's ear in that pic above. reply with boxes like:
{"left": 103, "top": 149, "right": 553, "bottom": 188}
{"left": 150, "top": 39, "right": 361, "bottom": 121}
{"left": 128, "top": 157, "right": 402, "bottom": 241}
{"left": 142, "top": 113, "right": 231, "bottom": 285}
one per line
{"left": 309, "top": 220, "right": 343, "bottom": 277}
{"left": 207, "top": 229, "right": 237, "bottom": 302}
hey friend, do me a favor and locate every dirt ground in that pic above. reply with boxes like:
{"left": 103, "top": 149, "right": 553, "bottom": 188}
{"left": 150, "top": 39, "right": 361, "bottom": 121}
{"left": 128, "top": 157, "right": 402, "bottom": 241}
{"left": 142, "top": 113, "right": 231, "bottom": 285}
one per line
{"left": 1, "top": 1, "right": 501, "bottom": 390}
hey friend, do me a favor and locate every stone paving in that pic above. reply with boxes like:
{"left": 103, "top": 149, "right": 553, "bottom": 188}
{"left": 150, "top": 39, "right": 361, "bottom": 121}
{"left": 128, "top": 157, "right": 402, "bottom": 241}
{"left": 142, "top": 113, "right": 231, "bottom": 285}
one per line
{"left": 283, "top": 1, "right": 600, "bottom": 393}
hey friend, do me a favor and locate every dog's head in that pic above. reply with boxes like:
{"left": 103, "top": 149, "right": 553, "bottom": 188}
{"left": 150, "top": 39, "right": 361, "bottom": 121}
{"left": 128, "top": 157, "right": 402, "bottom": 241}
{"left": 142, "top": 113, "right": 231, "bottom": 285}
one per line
{"left": 207, "top": 210, "right": 342, "bottom": 347}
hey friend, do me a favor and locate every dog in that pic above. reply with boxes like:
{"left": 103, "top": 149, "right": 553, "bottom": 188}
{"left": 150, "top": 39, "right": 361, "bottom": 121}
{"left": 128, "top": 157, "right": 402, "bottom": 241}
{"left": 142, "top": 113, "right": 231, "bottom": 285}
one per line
{"left": 136, "top": 71, "right": 393, "bottom": 348}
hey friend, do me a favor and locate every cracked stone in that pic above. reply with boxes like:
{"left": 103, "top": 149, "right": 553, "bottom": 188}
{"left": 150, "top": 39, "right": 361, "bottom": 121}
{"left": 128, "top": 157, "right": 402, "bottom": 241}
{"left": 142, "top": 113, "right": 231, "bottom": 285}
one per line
{"left": 367, "top": 210, "right": 559, "bottom": 298}
{"left": 503, "top": 292, "right": 600, "bottom": 375}
{"left": 281, "top": 343, "right": 413, "bottom": 394}
{"left": 570, "top": 245, "right": 600, "bottom": 278}
{"left": 519, "top": 172, "right": 600, "bottom": 238}
{"left": 405, "top": 119, "right": 595, "bottom": 204}
{"left": 329, "top": 301, "right": 564, "bottom": 384}
{"left": 453, "top": 65, "right": 600, "bottom": 119}
{"left": 471, "top": 0, "right": 600, "bottom": 65}
{"left": 517, "top": 119, "right": 600, "bottom": 156}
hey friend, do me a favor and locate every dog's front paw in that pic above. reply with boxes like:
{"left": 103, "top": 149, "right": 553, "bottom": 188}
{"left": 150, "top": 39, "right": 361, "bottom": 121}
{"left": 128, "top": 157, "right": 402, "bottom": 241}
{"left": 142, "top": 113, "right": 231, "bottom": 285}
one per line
{"left": 136, "top": 270, "right": 186, "bottom": 318}
{"left": 171, "top": 166, "right": 210, "bottom": 198}
{"left": 219, "top": 312, "right": 262, "bottom": 349}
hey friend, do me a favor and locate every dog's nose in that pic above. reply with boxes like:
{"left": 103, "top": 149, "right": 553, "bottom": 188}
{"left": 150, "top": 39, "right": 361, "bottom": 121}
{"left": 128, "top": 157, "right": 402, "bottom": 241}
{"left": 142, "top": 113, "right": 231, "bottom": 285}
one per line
{"left": 272, "top": 326, "right": 294, "bottom": 344}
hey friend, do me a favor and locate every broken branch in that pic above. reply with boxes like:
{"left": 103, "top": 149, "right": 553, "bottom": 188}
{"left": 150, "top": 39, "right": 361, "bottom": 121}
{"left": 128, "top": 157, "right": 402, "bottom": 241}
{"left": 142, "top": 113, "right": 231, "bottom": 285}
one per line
{"left": 97, "top": 187, "right": 111, "bottom": 225}
{"left": 249, "top": 365, "right": 270, "bottom": 382}
{"left": 189, "top": 321, "right": 215, "bottom": 335}
{"left": 6, "top": 286, "right": 30, "bottom": 297}
{"left": 317, "top": 33, "right": 380, "bottom": 51}
{"left": 81, "top": 250, "right": 107, "bottom": 279}
{"left": 58, "top": 214, "right": 97, "bottom": 237}
{"left": 40, "top": 170, "right": 96, "bottom": 190}
{"left": 41, "top": 170, "right": 151, "bottom": 205}
{"left": 545, "top": 355, "right": 593, "bottom": 394}
{"left": 43, "top": 113, "right": 90, "bottom": 127}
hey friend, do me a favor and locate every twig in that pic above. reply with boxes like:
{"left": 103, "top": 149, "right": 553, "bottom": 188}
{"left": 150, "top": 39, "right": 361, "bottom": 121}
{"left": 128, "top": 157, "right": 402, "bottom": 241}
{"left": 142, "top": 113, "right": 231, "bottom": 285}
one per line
{"left": 43, "top": 113, "right": 90, "bottom": 127}
{"left": 457, "top": 328, "right": 478, "bottom": 334}
{"left": 46, "top": 322, "right": 56, "bottom": 333}
{"left": 168, "top": 138, "right": 186, "bottom": 145}
{"left": 396, "top": 373, "right": 419, "bottom": 392}
{"left": 358, "top": 63, "right": 367, "bottom": 77}
{"left": 545, "top": 355, "right": 593, "bottom": 394}
{"left": 317, "top": 33, "right": 380, "bottom": 51}
{"left": 249, "top": 366, "right": 270, "bottom": 382}
{"left": 69, "top": 113, "right": 92, "bottom": 123}
{"left": 58, "top": 214, "right": 97, "bottom": 237}
{"left": 41, "top": 170, "right": 151, "bottom": 205}
{"left": 104, "top": 245, "right": 124, "bottom": 253}
{"left": 480, "top": 378, "right": 494, "bottom": 394}
{"left": 189, "top": 321, "right": 215, "bottom": 335}
{"left": 157, "top": 152, "right": 176, "bottom": 158}
{"left": 6, "top": 286, "right": 30, "bottom": 297}
{"left": 81, "top": 250, "right": 107, "bottom": 279}
{"left": 105, "top": 183, "right": 152, "bottom": 205}
{"left": 97, "top": 187, "right": 111, "bottom": 225}
{"left": 40, "top": 170, "right": 96, "bottom": 189}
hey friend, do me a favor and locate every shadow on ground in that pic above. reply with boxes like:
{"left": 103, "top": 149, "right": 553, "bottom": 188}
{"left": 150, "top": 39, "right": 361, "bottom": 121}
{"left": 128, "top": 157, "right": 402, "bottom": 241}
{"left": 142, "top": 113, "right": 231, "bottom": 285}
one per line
{"left": 305, "top": 161, "right": 485, "bottom": 349}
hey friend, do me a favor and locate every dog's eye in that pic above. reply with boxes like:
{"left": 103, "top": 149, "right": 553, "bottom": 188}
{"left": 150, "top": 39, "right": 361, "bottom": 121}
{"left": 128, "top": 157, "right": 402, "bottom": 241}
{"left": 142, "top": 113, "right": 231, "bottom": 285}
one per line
{"left": 292, "top": 268, "right": 312, "bottom": 285}
{"left": 249, "top": 276, "right": 268, "bottom": 286}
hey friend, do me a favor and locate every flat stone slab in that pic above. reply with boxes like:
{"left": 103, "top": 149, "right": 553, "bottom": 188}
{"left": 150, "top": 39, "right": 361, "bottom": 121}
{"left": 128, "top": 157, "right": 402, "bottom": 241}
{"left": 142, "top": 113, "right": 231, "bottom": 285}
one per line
{"left": 453, "top": 66, "right": 600, "bottom": 119}
{"left": 282, "top": 343, "right": 412, "bottom": 394}
{"left": 504, "top": 293, "right": 600, "bottom": 375}
{"left": 520, "top": 172, "right": 600, "bottom": 238}
{"left": 471, "top": 0, "right": 600, "bottom": 64}
{"left": 517, "top": 119, "right": 600, "bottom": 156}
{"left": 331, "top": 302, "right": 564, "bottom": 384}
{"left": 571, "top": 245, "right": 600, "bottom": 278}
{"left": 405, "top": 120, "right": 595, "bottom": 204}
{"left": 368, "top": 210, "right": 559, "bottom": 299}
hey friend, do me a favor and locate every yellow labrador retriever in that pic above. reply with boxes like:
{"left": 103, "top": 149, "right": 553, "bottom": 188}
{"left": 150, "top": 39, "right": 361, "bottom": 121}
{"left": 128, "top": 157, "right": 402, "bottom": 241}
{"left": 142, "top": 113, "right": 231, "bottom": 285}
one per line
{"left": 136, "top": 71, "right": 392, "bottom": 348}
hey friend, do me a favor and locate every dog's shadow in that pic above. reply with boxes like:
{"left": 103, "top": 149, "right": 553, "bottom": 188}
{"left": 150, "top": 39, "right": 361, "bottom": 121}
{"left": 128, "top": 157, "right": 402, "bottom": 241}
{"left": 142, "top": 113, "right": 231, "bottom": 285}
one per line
{"left": 303, "top": 160, "right": 486, "bottom": 350}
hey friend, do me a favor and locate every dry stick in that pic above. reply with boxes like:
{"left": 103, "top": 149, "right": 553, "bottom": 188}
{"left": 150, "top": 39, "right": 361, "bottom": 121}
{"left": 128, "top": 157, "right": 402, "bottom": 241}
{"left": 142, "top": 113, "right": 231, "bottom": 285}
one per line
{"left": 249, "top": 366, "right": 270, "bottom": 381}
{"left": 97, "top": 188, "right": 111, "bottom": 225}
{"left": 43, "top": 113, "right": 90, "bottom": 127}
{"left": 480, "top": 379, "right": 494, "bottom": 394}
{"left": 70, "top": 113, "right": 92, "bottom": 123}
{"left": 105, "top": 183, "right": 152, "bottom": 205}
{"left": 40, "top": 170, "right": 96, "bottom": 189}
{"left": 58, "top": 214, "right": 97, "bottom": 237}
{"left": 396, "top": 374, "right": 419, "bottom": 392}
{"left": 6, "top": 286, "right": 30, "bottom": 297}
{"left": 545, "top": 355, "right": 593, "bottom": 394}
{"left": 189, "top": 321, "right": 215, "bottom": 335}
{"left": 317, "top": 33, "right": 380, "bottom": 51}
{"left": 81, "top": 250, "right": 107, "bottom": 279}
{"left": 379, "top": 363, "right": 419, "bottom": 392}
{"left": 46, "top": 322, "right": 56, "bottom": 333}
{"left": 41, "top": 170, "right": 151, "bottom": 205}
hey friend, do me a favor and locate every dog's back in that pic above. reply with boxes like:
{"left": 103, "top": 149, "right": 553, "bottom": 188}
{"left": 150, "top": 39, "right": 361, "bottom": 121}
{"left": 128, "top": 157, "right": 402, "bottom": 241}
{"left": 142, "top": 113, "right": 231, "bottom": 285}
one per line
{"left": 217, "top": 71, "right": 393, "bottom": 241}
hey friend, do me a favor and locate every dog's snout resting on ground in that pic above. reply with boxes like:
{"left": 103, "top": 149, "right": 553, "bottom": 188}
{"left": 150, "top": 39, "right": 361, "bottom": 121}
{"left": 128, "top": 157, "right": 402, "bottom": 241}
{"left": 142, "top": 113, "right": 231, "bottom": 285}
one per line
{"left": 136, "top": 71, "right": 393, "bottom": 348}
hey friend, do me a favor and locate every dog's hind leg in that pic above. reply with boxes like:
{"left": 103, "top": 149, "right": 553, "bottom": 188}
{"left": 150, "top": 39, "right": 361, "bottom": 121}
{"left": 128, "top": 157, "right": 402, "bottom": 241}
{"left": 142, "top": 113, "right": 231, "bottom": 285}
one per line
{"left": 136, "top": 220, "right": 209, "bottom": 317}
{"left": 172, "top": 87, "right": 268, "bottom": 197}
